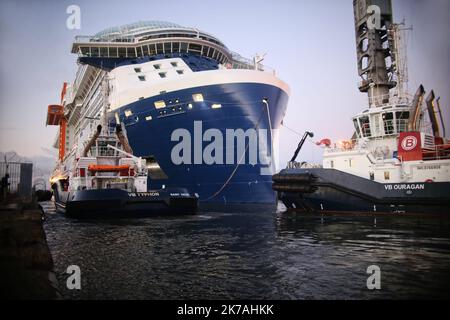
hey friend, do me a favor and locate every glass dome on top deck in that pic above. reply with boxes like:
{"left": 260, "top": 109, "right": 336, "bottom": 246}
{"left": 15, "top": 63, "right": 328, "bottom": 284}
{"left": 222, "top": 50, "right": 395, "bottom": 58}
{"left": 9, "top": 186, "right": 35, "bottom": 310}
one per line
{"left": 94, "top": 21, "right": 184, "bottom": 39}
{"left": 91, "top": 20, "right": 226, "bottom": 47}
{"left": 71, "top": 20, "right": 237, "bottom": 66}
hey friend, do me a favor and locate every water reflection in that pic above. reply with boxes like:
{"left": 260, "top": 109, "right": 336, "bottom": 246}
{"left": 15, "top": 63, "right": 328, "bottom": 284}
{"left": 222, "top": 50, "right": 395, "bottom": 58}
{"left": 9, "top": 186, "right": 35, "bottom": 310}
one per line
{"left": 274, "top": 212, "right": 450, "bottom": 299}
{"left": 42, "top": 202, "right": 450, "bottom": 299}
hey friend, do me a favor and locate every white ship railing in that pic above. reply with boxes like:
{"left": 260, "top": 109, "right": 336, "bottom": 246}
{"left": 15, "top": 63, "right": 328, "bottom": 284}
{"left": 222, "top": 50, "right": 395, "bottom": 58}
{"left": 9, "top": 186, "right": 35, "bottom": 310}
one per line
{"left": 89, "top": 146, "right": 120, "bottom": 157}
{"left": 324, "top": 139, "right": 360, "bottom": 153}
{"left": 74, "top": 35, "right": 135, "bottom": 43}
{"left": 72, "top": 36, "right": 276, "bottom": 75}
{"left": 325, "top": 137, "right": 450, "bottom": 162}
{"left": 325, "top": 136, "right": 393, "bottom": 153}
{"left": 363, "top": 90, "right": 413, "bottom": 107}
{"left": 229, "top": 51, "right": 275, "bottom": 75}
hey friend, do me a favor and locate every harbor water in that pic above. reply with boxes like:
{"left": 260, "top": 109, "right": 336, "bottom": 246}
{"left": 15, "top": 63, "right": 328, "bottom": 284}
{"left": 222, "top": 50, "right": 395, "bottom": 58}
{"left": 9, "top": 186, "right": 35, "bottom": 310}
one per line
{"left": 41, "top": 202, "right": 450, "bottom": 299}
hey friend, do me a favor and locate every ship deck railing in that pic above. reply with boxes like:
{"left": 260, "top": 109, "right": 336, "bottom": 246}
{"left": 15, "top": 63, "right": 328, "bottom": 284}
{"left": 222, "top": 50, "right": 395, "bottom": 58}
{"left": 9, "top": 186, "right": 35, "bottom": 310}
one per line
{"left": 420, "top": 144, "right": 450, "bottom": 161}
{"left": 325, "top": 138, "right": 450, "bottom": 162}
{"left": 324, "top": 139, "right": 360, "bottom": 153}
{"left": 74, "top": 35, "right": 135, "bottom": 43}
{"left": 72, "top": 35, "right": 232, "bottom": 66}
{"left": 90, "top": 146, "right": 120, "bottom": 157}
{"left": 91, "top": 175, "right": 133, "bottom": 178}
{"left": 72, "top": 37, "right": 275, "bottom": 75}
{"left": 364, "top": 91, "right": 414, "bottom": 107}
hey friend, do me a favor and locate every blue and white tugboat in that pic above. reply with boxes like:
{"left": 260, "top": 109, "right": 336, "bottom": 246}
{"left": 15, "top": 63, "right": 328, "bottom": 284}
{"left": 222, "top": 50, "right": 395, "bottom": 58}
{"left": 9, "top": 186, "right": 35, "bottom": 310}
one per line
{"left": 273, "top": 0, "right": 450, "bottom": 215}
{"left": 47, "top": 89, "right": 198, "bottom": 218}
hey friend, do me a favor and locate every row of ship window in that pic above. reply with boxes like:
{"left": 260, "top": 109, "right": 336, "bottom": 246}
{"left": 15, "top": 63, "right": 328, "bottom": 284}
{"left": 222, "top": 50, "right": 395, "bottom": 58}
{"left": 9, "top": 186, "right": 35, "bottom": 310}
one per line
{"left": 134, "top": 62, "right": 184, "bottom": 80}
{"left": 123, "top": 93, "right": 222, "bottom": 119}
{"left": 78, "top": 42, "right": 228, "bottom": 64}
{"left": 136, "top": 71, "right": 184, "bottom": 81}
{"left": 134, "top": 61, "right": 178, "bottom": 71}
{"left": 354, "top": 111, "right": 410, "bottom": 137}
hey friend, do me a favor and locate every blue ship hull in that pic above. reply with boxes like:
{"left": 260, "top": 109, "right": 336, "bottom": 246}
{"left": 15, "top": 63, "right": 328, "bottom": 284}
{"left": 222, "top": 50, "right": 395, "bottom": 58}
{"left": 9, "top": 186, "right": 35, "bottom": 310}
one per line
{"left": 115, "top": 82, "right": 288, "bottom": 206}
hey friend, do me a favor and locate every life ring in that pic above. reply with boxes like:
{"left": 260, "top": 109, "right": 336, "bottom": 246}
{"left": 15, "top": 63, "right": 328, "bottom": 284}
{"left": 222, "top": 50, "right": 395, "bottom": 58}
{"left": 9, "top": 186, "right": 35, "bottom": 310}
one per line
{"left": 342, "top": 140, "right": 352, "bottom": 150}
{"left": 425, "top": 179, "right": 434, "bottom": 183}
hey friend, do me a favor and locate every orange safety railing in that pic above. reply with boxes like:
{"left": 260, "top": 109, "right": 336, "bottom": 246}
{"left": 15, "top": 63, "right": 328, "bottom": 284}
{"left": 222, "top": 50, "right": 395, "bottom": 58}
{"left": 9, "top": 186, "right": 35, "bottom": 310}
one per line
{"left": 422, "top": 143, "right": 450, "bottom": 161}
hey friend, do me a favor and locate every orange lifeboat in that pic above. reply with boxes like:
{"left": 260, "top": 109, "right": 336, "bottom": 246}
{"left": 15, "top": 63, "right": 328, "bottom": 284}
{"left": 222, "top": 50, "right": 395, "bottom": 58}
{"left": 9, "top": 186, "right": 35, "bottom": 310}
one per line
{"left": 88, "top": 164, "right": 130, "bottom": 173}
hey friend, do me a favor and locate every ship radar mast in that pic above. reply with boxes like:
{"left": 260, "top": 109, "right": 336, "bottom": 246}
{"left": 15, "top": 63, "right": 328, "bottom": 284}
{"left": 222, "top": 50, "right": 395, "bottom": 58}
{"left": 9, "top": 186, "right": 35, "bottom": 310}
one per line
{"left": 389, "top": 21, "right": 411, "bottom": 101}
{"left": 354, "top": 0, "right": 401, "bottom": 107}
{"left": 253, "top": 53, "right": 266, "bottom": 70}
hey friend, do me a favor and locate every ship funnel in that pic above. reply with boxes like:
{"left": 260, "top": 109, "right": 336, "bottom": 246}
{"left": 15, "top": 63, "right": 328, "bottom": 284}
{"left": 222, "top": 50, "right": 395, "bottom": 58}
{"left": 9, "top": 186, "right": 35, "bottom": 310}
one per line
{"left": 82, "top": 125, "right": 102, "bottom": 157}
{"left": 425, "top": 90, "right": 441, "bottom": 137}
{"left": 116, "top": 124, "right": 133, "bottom": 155}
{"left": 408, "top": 85, "right": 425, "bottom": 131}
{"left": 436, "top": 97, "right": 446, "bottom": 138}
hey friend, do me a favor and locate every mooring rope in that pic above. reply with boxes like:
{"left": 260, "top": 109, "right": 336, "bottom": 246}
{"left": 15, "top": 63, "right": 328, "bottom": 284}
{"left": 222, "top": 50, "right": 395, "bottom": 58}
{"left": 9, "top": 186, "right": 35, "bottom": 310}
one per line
{"left": 203, "top": 100, "right": 272, "bottom": 201}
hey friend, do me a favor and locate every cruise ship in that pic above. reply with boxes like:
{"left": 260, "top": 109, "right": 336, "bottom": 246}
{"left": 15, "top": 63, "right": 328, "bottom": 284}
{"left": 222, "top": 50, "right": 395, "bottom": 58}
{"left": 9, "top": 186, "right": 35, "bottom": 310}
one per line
{"left": 47, "top": 21, "right": 290, "bottom": 209}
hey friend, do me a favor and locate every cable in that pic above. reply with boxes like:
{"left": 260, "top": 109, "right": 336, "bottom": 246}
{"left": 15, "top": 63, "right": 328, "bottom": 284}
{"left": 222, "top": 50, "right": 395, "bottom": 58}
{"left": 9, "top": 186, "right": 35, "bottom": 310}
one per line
{"left": 281, "top": 123, "right": 303, "bottom": 137}
{"left": 121, "top": 97, "right": 275, "bottom": 201}
{"left": 282, "top": 123, "right": 319, "bottom": 147}
{"left": 203, "top": 100, "right": 271, "bottom": 201}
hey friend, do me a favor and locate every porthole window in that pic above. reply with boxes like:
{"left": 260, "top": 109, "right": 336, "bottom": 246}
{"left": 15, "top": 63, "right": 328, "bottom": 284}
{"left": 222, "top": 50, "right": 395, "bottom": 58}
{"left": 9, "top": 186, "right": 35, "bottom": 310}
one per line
{"left": 192, "top": 93, "right": 204, "bottom": 102}
{"left": 138, "top": 75, "right": 146, "bottom": 81}
{"left": 154, "top": 100, "right": 166, "bottom": 109}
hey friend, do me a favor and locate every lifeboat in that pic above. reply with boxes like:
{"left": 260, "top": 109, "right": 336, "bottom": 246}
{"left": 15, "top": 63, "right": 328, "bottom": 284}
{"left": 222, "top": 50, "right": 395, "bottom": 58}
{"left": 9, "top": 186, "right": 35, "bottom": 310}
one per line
{"left": 88, "top": 164, "right": 130, "bottom": 173}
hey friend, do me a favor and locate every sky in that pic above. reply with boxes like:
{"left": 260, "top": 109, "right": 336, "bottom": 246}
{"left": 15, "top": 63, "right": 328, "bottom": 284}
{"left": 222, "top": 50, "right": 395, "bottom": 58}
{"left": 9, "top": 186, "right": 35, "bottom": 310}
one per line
{"left": 0, "top": 0, "right": 449, "bottom": 167}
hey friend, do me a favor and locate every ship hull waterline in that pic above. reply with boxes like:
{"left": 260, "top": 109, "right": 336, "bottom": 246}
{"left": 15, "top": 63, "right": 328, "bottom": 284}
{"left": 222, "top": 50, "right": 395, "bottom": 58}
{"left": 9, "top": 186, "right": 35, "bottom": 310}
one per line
{"left": 52, "top": 187, "right": 198, "bottom": 218}
{"left": 274, "top": 168, "right": 450, "bottom": 216}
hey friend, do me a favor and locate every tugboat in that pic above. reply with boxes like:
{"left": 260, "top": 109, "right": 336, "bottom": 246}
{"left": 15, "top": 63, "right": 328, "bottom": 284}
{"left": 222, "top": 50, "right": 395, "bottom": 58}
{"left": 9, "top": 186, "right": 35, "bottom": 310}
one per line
{"left": 273, "top": 0, "right": 450, "bottom": 215}
{"left": 47, "top": 85, "right": 198, "bottom": 218}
